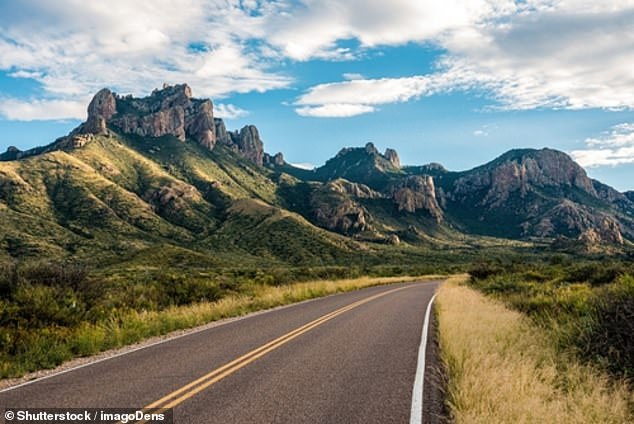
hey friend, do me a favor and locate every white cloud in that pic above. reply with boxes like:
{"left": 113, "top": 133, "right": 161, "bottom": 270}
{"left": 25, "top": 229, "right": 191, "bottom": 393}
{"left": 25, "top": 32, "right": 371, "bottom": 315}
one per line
{"left": 1, "top": 1, "right": 633, "bottom": 121}
{"left": 296, "top": 104, "right": 376, "bottom": 118}
{"left": 571, "top": 122, "right": 634, "bottom": 167}
{"left": 0, "top": 98, "right": 86, "bottom": 121}
{"left": 264, "top": 0, "right": 516, "bottom": 60}
{"left": 214, "top": 103, "right": 249, "bottom": 119}
{"left": 293, "top": 73, "right": 460, "bottom": 117}
{"left": 288, "top": 1, "right": 634, "bottom": 116}
{"left": 0, "top": 0, "right": 291, "bottom": 120}
{"left": 290, "top": 162, "right": 316, "bottom": 170}
{"left": 342, "top": 73, "right": 364, "bottom": 80}
{"left": 473, "top": 129, "right": 488, "bottom": 137}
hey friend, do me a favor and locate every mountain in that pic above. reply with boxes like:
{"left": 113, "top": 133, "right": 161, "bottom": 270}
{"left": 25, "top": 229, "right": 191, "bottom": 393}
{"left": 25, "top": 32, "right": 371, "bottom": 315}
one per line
{"left": 435, "top": 148, "right": 634, "bottom": 242}
{"left": 1, "top": 84, "right": 632, "bottom": 268}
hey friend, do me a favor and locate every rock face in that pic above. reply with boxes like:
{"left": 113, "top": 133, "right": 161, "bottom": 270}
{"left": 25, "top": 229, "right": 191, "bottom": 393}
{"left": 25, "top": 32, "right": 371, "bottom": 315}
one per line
{"left": 441, "top": 148, "right": 632, "bottom": 242}
{"left": 91, "top": 84, "right": 216, "bottom": 149}
{"left": 71, "top": 84, "right": 274, "bottom": 165}
{"left": 328, "top": 179, "right": 382, "bottom": 199}
{"left": 224, "top": 125, "right": 264, "bottom": 166}
{"left": 452, "top": 149, "right": 596, "bottom": 208}
{"left": 390, "top": 176, "right": 443, "bottom": 222}
{"left": 531, "top": 200, "right": 624, "bottom": 243}
{"left": 264, "top": 152, "right": 285, "bottom": 167}
{"left": 84, "top": 88, "right": 117, "bottom": 134}
{"left": 384, "top": 148, "right": 400, "bottom": 168}
{"left": 309, "top": 179, "right": 379, "bottom": 235}
{"left": 315, "top": 142, "right": 403, "bottom": 189}
{"left": 214, "top": 118, "right": 230, "bottom": 144}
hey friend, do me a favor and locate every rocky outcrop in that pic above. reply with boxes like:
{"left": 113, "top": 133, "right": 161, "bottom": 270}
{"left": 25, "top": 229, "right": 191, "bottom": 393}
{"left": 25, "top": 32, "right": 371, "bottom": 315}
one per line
{"left": 224, "top": 125, "right": 264, "bottom": 166}
{"left": 389, "top": 176, "right": 443, "bottom": 222}
{"left": 264, "top": 152, "right": 285, "bottom": 167}
{"left": 386, "top": 234, "right": 400, "bottom": 245}
{"left": 578, "top": 222, "right": 624, "bottom": 246}
{"left": 314, "top": 143, "right": 403, "bottom": 188}
{"left": 328, "top": 179, "right": 382, "bottom": 199}
{"left": 384, "top": 148, "right": 400, "bottom": 168}
{"left": 84, "top": 88, "right": 117, "bottom": 134}
{"left": 94, "top": 84, "right": 216, "bottom": 149}
{"left": 0, "top": 146, "right": 22, "bottom": 161}
{"left": 214, "top": 118, "right": 230, "bottom": 144}
{"left": 308, "top": 179, "right": 376, "bottom": 235}
{"left": 452, "top": 149, "right": 597, "bottom": 208}
{"left": 213, "top": 119, "right": 266, "bottom": 166}
{"left": 528, "top": 200, "right": 624, "bottom": 243}
{"left": 69, "top": 84, "right": 272, "bottom": 165}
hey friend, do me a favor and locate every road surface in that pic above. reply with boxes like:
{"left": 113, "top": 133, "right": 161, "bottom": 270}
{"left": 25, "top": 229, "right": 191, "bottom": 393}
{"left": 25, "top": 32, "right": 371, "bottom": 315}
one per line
{"left": 1, "top": 280, "right": 443, "bottom": 423}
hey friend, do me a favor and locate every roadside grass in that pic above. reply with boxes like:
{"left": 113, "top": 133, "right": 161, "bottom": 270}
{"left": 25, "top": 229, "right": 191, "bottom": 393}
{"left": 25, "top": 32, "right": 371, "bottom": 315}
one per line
{"left": 436, "top": 276, "right": 634, "bottom": 423}
{"left": 0, "top": 274, "right": 441, "bottom": 380}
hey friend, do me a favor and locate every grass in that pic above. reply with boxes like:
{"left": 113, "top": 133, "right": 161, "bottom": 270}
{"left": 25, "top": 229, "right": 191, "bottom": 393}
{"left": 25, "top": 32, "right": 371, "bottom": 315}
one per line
{"left": 436, "top": 276, "right": 634, "bottom": 423}
{"left": 0, "top": 274, "right": 441, "bottom": 380}
{"left": 468, "top": 260, "right": 634, "bottom": 380}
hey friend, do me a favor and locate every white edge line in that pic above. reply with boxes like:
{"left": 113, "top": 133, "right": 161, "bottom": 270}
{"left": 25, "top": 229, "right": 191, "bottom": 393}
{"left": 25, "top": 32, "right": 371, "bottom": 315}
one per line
{"left": 410, "top": 292, "right": 437, "bottom": 424}
{"left": 0, "top": 280, "right": 430, "bottom": 394}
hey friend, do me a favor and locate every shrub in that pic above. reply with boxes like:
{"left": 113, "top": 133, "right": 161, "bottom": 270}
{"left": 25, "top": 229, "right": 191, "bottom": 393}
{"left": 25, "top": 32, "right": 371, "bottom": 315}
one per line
{"left": 468, "top": 262, "right": 504, "bottom": 280}
{"left": 575, "top": 275, "right": 634, "bottom": 378}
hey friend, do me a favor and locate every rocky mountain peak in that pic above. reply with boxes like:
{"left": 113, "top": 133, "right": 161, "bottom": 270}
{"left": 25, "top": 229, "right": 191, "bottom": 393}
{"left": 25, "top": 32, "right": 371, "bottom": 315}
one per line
{"left": 453, "top": 148, "right": 597, "bottom": 208}
{"left": 84, "top": 88, "right": 116, "bottom": 134}
{"left": 79, "top": 83, "right": 216, "bottom": 150}
{"left": 365, "top": 142, "right": 378, "bottom": 154}
{"left": 315, "top": 143, "right": 403, "bottom": 189}
{"left": 65, "top": 84, "right": 271, "bottom": 166}
{"left": 384, "top": 148, "right": 400, "bottom": 168}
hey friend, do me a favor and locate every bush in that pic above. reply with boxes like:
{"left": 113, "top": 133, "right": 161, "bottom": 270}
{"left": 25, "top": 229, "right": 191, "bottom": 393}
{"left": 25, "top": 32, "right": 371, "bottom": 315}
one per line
{"left": 468, "top": 262, "right": 504, "bottom": 280}
{"left": 575, "top": 275, "right": 634, "bottom": 378}
{"left": 565, "top": 263, "right": 625, "bottom": 286}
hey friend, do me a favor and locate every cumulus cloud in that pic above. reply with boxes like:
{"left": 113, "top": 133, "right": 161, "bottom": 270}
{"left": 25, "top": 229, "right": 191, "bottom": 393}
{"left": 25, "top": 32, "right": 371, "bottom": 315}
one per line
{"left": 1, "top": 1, "right": 633, "bottom": 121}
{"left": 293, "top": 73, "right": 461, "bottom": 117}
{"left": 571, "top": 123, "right": 634, "bottom": 167}
{"left": 0, "top": 0, "right": 290, "bottom": 120}
{"left": 214, "top": 103, "right": 249, "bottom": 119}
{"left": 288, "top": 0, "right": 634, "bottom": 116}
{"left": 264, "top": 0, "right": 516, "bottom": 60}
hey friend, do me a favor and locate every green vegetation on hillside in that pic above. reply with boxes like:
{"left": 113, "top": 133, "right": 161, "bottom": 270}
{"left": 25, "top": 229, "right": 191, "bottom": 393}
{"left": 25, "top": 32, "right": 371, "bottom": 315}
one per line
{"left": 467, "top": 258, "right": 634, "bottom": 381}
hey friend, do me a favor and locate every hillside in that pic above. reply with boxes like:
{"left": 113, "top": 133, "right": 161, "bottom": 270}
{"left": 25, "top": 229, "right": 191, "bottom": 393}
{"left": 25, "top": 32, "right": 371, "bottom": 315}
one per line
{"left": 1, "top": 84, "right": 633, "bottom": 270}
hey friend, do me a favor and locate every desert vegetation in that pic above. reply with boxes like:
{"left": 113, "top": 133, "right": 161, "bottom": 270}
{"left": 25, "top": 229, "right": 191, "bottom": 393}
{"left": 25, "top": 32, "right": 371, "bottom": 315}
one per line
{"left": 0, "top": 260, "right": 440, "bottom": 378}
{"left": 467, "top": 258, "right": 634, "bottom": 380}
{"left": 437, "top": 276, "right": 633, "bottom": 423}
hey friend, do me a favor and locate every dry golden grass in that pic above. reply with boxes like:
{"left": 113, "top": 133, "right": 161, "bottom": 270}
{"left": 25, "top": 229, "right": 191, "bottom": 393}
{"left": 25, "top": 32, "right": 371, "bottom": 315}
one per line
{"left": 129, "top": 274, "right": 445, "bottom": 334}
{"left": 436, "top": 276, "right": 634, "bottom": 424}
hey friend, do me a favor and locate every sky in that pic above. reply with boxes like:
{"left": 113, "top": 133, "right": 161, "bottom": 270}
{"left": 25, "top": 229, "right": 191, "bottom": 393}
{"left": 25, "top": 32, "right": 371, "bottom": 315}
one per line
{"left": 0, "top": 0, "right": 633, "bottom": 190}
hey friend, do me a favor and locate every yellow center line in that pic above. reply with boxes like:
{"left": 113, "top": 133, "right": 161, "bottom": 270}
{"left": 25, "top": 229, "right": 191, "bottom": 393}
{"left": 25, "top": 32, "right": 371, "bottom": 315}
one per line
{"left": 130, "top": 285, "right": 414, "bottom": 422}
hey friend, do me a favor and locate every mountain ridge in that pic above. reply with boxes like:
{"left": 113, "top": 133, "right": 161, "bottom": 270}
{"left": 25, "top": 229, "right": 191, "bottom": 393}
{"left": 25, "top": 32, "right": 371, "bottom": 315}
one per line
{"left": 1, "top": 84, "right": 632, "bottom": 267}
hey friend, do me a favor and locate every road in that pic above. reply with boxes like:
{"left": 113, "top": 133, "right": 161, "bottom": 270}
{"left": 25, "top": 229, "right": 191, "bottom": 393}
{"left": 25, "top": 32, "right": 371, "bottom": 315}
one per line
{"left": 0, "top": 280, "right": 443, "bottom": 423}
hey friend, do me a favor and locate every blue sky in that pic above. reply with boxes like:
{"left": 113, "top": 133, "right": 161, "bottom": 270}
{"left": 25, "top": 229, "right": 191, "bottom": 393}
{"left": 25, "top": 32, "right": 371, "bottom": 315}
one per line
{"left": 0, "top": 0, "right": 633, "bottom": 190}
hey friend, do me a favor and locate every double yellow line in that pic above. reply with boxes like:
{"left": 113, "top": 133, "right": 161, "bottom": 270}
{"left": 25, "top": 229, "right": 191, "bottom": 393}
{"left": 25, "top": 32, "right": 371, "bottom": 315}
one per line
{"left": 132, "top": 285, "right": 413, "bottom": 422}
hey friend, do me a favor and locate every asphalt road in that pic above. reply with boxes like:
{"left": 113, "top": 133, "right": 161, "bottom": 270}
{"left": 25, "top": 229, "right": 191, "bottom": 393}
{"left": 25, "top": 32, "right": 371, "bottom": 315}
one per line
{"left": 0, "top": 280, "right": 442, "bottom": 424}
